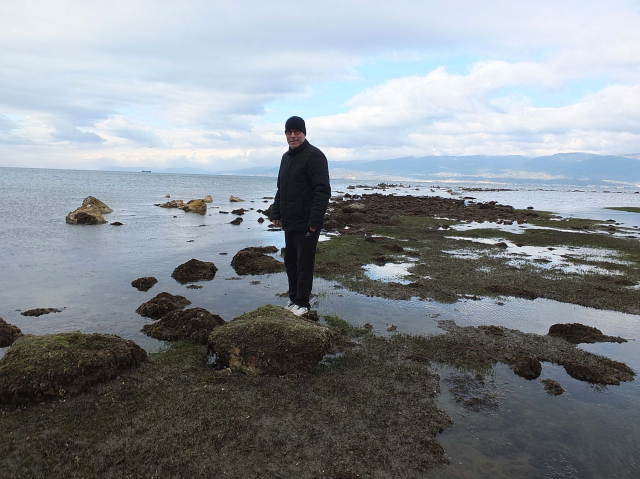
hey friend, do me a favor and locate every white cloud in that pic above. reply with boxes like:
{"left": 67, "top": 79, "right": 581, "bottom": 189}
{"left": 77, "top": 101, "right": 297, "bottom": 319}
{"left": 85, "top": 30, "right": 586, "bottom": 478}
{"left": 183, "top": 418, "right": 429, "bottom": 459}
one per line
{"left": 1, "top": 0, "right": 640, "bottom": 168}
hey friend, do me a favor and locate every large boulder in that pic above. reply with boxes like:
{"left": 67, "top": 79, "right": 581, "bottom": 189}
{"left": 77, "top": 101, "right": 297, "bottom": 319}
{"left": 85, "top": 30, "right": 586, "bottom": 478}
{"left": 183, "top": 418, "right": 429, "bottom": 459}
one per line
{"left": 142, "top": 307, "right": 226, "bottom": 344}
{"left": 179, "top": 199, "right": 207, "bottom": 215}
{"left": 136, "top": 292, "right": 191, "bottom": 319}
{"left": 207, "top": 305, "right": 333, "bottom": 375}
{"left": 231, "top": 247, "right": 285, "bottom": 275}
{"left": 81, "top": 196, "right": 114, "bottom": 214}
{"left": 0, "top": 332, "right": 147, "bottom": 404}
{"left": 171, "top": 259, "right": 218, "bottom": 283}
{"left": 65, "top": 206, "right": 107, "bottom": 225}
{"left": 0, "top": 318, "right": 22, "bottom": 347}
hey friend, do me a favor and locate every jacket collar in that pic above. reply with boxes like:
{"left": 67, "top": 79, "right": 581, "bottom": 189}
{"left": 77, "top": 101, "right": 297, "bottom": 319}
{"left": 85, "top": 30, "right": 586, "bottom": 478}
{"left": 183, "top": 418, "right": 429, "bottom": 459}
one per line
{"left": 288, "top": 139, "right": 309, "bottom": 156}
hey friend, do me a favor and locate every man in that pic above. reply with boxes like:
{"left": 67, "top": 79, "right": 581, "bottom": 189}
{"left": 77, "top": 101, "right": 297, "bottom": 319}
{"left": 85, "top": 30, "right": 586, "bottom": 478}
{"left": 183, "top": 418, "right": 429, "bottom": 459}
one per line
{"left": 270, "top": 116, "right": 331, "bottom": 316}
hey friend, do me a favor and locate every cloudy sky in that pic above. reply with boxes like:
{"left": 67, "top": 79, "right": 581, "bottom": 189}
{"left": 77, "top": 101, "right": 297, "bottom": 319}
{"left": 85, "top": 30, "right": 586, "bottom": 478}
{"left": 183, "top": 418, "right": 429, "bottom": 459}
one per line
{"left": 1, "top": 0, "right": 640, "bottom": 171}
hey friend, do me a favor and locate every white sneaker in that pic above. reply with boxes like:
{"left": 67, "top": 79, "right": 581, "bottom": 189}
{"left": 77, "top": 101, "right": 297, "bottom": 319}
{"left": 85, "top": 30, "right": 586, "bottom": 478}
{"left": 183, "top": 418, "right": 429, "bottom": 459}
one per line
{"left": 285, "top": 300, "right": 295, "bottom": 310}
{"left": 289, "top": 304, "right": 309, "bottom": 317}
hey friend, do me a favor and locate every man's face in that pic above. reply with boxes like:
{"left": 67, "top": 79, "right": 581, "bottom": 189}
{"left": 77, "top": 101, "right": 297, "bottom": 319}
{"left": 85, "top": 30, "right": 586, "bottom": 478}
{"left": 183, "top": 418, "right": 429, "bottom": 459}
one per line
{"left": 286, "top": 129, "right": 305, "bottom": 148}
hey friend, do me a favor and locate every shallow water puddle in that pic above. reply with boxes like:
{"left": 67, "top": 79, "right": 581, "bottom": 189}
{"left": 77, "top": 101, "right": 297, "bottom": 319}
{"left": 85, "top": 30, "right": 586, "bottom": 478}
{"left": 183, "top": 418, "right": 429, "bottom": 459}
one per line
{"left": 362, "top": 262, "right": 415, "bottom": 284}
{"left": 444, "top": 236, "right": 630, "bottom": 275}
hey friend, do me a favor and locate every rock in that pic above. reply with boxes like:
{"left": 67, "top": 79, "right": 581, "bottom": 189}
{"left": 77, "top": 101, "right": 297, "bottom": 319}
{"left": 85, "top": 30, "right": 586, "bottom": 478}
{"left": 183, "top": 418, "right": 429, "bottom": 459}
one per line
{"left": 540, "top": 378, "right": 564, "bottom": 396}
{"left": 186, "top": 284, "right": 202, "bottom": 289}
{"left": 230, "top": 217, "right": 243, "bottom": 225}
{"left": 0, "top": 318, "right": 22, "bottom": 347}
{"left": 231, "top": 247, "right": 285, "bottom": 275}
{"left": 20, "top": 308, "right": 61, "bottom": 317}
{"left": 65, "top": 206, "right": 107, "bottom": 225}
{"left": 81, "top": 196, "right": 114, "bottom": 214}
{"left": 230, "top": 195, "right": 245, "bottom": 202}
{"left": 488, "top": 285, "right": 539, "bottom": 300}
{"left": 142, "top": 307, "right": 226, "bottom": 344}
{"left": 136, "top": 292, "right": 191, "bottom": 319}
{"left": 204, "top": 195, "right": 213, "bottom": 203}
{"left": 258, "top": 217, "right": 265, "bottom": 223}
{"left": 231, "top": 208, "right": 246, "bottom": 215}
{"left": 179, "top": 199, "right": 207, "bottom": 215}
{"left": 157, "top": 200, "right": 185, "bottom": 208}
{"left": 563, "top": 361, "right": 634, "bottom": 385}
{"left": 0, "top": 331, "right": 146, "bottom": 404}
{"left": 111, "top": 221, "right": 123, "bottom": 226}
{"left": 165, "top": 194, "right": 171, "bottom": 198}
{"left": 131, "top": 277, "right": 158, "bottom": 292}
{"left": 508, "top": 355, "right": 542, "bottom": 380}
{"left": 207, "top": 305, "right": 333, "bottom": 375}
{"left": 171, "top": 259, "right": 218, "bottom": 284}
{"left": 548, "top": 323, "right": 627, "bottom": 344}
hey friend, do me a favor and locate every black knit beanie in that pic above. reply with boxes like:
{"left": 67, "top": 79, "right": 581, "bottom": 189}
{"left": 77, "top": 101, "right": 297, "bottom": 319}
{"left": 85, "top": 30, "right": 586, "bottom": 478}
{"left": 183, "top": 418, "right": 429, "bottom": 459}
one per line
{"left": 285, "top": 116, "right": 306, "bottom": 135}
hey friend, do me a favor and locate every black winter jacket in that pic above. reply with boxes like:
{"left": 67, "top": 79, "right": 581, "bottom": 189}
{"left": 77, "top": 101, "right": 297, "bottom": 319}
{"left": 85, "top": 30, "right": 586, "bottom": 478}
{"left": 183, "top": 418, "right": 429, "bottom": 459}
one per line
{"left": 270, "top": 139, "right": 331, "bottom": 232}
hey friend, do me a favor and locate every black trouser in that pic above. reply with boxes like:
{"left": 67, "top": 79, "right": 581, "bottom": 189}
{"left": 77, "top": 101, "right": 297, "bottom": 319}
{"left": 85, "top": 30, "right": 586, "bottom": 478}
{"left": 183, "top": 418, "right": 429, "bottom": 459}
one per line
{"left": 284, "top": 229, "right": 320, "bottom": 308}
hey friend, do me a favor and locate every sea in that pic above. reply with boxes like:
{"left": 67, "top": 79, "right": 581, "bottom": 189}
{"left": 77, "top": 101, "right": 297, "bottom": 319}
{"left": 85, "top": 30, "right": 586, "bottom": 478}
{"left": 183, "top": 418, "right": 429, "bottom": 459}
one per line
{"left": 1, "top": 166, "right": 640, "bottom": 478}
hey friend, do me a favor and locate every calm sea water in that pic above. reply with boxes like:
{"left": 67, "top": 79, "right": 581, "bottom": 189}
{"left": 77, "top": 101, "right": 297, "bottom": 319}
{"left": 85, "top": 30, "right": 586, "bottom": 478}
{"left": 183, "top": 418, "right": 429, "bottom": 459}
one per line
{"left": 1, "top": 166, "right": 640, "bottom": 478}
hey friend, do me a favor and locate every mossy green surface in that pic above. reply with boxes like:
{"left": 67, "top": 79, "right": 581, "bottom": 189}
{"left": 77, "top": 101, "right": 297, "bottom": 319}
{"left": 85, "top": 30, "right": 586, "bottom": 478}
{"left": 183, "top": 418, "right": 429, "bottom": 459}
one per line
{"left": 606, "top": 206, "right": 640, "bottom": 213}
{"left": 208, "top": 305, "right": 333, "bottom": 375}
{"left": 0, "top": 332, "right": 147, "bottom": 404}
{"left": 315, "top": 199, "right": 640, "bottom": 313}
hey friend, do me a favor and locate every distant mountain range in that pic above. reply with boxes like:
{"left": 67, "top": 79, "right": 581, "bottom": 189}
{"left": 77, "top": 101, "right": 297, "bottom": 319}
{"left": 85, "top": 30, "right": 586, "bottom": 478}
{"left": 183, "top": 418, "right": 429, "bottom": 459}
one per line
{"left": 104, "top": 152, "right": 640, "bottom": 185}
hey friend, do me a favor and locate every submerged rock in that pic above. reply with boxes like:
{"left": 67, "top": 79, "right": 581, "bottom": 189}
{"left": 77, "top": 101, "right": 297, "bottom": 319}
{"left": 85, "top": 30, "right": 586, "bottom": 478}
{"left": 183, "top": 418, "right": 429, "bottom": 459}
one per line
{"left": 171, "top": 259, "right": 218, "bottom": 283}
{"left": 136, "top": 292, "right": 191, "bottom": 319}
{"left": 131, "top": 276, "right": 158, "bottom": 292}
{"left": 0, "top": 318, "right": 22, "bottom": 347}
{"left": 548, "top": 323, "right": 627, "bottom": 344}
{"left": 541, "top": 378, "right": 564, "bottom": 396}
{"left": 143, "top": 307, "right": 226, "bottom": 344}
{"left": 20, "top": 308, "right": 61, "bottom": 317}
{"left": 230, "top": 217, "right": 243, "bottom": 225}
{"left": 231, "top": 247, "right": 285, "bottom": 275}
{"left": 0, "top": 331, "right": 147, "bottom": 404}
{"left": 207, "top": 305, "right": 333, "bottom": 375}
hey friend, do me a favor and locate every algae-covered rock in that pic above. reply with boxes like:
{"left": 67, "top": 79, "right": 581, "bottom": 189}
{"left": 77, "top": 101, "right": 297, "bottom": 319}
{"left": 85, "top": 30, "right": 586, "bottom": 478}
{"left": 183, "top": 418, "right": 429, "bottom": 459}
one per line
{"left": 131, "top": 276, "right": 158, "bottom": 291}
{"left": 142, "top": 307, "right": 225, "bottom": 344}
{"left": 179, "top": 199, "right": 207, "bottom": 215}
{"left": 0, "top": 318, "right": 22, "bottom": 347}
{"left": 548, "top": 323, "right": 627, "bottom": 344}
{"left": 81, "top": 196, "right": 114, "bottom": 214}
{"left": 157, "top": 199, "right": 185, "bottom": 208}
{"left": 207, "top": 305, "right": 333, "bottom": 375}
{"left": 509, "top": 355, "right": 542, "bottom": 380}
{"left": 136, "top": 292, "right": 191, "bottom": 319}
{"left": 171, "top": 259, "right": 218, "bottom": 283}
{"left": 0, "top": 332, "right": 147, "bottom": 404}
{"left": 231, "top": 247, "right": 285, "bottom": 275}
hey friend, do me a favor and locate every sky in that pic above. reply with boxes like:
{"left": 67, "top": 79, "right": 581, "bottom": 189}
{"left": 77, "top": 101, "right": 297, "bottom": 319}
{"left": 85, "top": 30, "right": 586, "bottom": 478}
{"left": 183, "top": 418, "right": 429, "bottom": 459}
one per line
{"left": 1, "top": 0, "right": 640, "bottom": 171}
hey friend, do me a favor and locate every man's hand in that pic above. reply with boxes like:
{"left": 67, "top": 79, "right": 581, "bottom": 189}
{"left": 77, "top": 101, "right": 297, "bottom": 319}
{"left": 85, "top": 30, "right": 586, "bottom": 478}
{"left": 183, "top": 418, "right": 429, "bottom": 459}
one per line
{"left": 309, "top": 226, "right": 316, "bottom": 232}
{"left": 272, "top": 219, "right": 280, "bottom": 227}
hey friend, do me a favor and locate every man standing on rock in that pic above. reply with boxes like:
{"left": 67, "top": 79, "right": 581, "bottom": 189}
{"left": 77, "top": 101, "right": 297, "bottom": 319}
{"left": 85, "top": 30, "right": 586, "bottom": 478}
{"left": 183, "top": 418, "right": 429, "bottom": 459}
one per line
{"left": 270, "top": 116, "right": 331, "bottom": 316}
